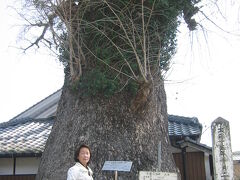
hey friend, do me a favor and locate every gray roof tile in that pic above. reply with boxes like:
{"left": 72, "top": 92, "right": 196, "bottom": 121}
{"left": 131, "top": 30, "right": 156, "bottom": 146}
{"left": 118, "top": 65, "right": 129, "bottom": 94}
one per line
{"left": 168, "top": 115, "right": 202, "bottom": 138}
{"left": 233, "top": 151, "right": 240, "bottom": 161}
{"left": 0, "top": 117, "right": 54, "bottom": 157}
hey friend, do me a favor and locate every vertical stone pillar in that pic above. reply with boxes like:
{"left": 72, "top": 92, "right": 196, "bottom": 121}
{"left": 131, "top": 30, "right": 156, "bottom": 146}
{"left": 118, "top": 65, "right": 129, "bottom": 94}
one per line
{"left": 211, "top": 117, "right": 234, "bottom": 180}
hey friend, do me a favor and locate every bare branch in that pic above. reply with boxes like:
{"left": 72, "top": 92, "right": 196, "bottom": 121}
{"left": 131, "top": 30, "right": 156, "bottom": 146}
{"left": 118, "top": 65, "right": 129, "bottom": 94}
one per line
{"left": 23, "top": 23, "right": 49, "bottom": 51}
{"left": 103, "top": 0, "right": 148, "bottom": 83}
{"left": 199, "top": 9, "right": 240, "bottom": 36}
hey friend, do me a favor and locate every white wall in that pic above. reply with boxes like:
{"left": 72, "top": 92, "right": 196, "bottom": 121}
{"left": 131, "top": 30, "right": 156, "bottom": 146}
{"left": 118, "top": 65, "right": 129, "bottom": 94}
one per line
{"left": 0, "top": 158, "right": 13, "bottom": 175}
{"left": 16, "top": 157, "right": 40, "bottom": 174}
{"left": 0, "top": 157, "right": 40, "bottom": 175}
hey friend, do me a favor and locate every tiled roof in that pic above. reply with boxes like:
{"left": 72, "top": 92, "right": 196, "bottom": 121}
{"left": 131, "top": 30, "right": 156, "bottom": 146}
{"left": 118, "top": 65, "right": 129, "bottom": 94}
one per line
{"left": 11, "top": 89, "right": 62, "bottom": 120}
{"left": 0, "top": 117, "right": 54, "bottom": 157}
{"left": 177, "top": 137, "right": 212, "bottom": 154}
{"left": 168, "top": 115, "right": 202, "bottom": 138}
{"left": 0, "top": 115, "right": 202, "bottom": 157}
{"left": 233, "top": 151, "right": 240, "bottom": 161}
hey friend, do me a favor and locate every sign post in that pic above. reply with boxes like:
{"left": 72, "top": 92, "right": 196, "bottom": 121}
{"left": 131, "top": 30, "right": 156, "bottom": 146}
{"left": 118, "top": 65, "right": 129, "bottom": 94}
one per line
{"left": 114, "top": 170, "right": 118, "bottom": 180}
{"left": 102, "top": 161, "right": 133, "bottom": 180}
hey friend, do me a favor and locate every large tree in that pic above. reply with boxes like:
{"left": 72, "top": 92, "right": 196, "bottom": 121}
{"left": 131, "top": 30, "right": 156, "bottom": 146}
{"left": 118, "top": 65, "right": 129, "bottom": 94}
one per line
{"left": 19, "top": 0, "right": 202, "bottom": 179}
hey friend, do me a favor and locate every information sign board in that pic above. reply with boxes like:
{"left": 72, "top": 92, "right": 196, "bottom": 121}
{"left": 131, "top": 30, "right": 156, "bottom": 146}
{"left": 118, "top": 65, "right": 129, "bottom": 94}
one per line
{"left": 102, "top": 161, "right": 132, "bottom": 172}
{"left": 139, "top": 171, "right": 177, "bottom": 180}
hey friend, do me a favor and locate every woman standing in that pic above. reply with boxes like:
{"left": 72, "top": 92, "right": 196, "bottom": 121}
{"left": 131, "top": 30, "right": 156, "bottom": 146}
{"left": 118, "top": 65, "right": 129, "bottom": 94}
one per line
{"left": 67, "top": 144, "right": 94, "bottom": 180}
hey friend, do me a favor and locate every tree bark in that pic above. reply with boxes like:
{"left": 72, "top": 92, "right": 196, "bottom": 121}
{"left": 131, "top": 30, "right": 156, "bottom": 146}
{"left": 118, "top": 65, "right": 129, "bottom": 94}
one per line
{"left": 36, "top": 78, "right": 176, "bottom": 180}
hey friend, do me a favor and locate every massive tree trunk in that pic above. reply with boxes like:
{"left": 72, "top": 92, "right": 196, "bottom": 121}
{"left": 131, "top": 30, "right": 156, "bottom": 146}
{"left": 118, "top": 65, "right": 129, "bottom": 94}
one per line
{"left": 36, "top": 77, "right": 176, "bottom": 180}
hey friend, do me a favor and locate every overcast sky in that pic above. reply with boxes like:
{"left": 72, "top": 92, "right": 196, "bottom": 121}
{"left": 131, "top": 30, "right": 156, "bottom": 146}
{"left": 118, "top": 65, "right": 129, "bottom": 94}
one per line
{"left": 0, "top": 1, "right": 239, "bottom": 152}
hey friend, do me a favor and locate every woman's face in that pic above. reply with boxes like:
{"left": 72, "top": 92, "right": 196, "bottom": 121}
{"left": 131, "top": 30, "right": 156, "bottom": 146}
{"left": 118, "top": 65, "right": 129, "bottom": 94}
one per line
{"left": 78, "top": 147, "right": 90, "bottom": 167}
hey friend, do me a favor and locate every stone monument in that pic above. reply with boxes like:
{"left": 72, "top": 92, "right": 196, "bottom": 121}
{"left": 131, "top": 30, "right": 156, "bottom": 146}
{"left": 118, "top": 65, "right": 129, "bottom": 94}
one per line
{"left": 211, "top": 117, "right": 234, "bottom": 180}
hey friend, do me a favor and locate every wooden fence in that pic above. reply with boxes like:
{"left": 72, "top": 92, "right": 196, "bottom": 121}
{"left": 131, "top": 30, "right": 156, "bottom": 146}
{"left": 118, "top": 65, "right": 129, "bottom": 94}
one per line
{"left": 173, "top": 152, "right": 206, "bottom": 180}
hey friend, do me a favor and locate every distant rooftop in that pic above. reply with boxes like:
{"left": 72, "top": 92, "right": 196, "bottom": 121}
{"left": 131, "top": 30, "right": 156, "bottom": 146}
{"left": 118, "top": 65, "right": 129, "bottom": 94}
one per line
{"left": 10, "top": 89, "right": 62, "bottom": 121}
{"left": 233, "top": 151, "right": 240, "bottom": 161}
{"left": 168, "top": 114, "right": 202, "bottom": 140}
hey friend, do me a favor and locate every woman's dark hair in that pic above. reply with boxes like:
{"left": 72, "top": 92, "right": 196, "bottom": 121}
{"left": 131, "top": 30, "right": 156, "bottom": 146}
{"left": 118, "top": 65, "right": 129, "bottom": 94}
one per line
{"left": 74, "top": 144, "right": 91, "bottom": 162}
